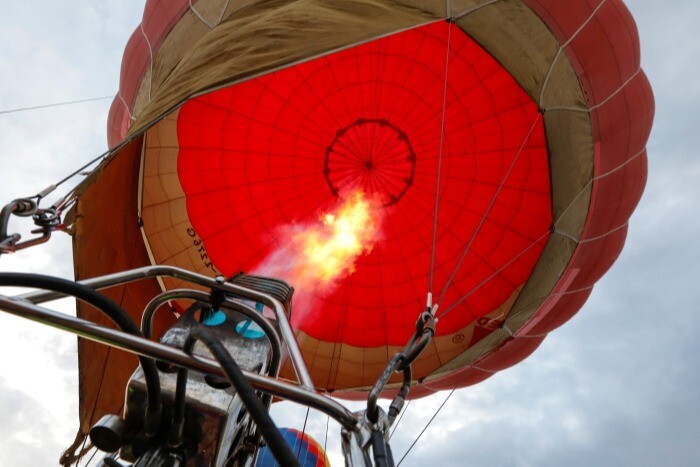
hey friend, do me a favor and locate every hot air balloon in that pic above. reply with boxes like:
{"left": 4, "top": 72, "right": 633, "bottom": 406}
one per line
{"left": 255, "top": 428, "right": 330, "bottom": 467}
{"left": 0, "top": 0, "right": 654, "bottom": 464}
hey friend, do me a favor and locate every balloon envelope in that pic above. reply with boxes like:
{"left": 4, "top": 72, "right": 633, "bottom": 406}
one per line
{"left": 72, "top": 0, "right": 653, "bottom": 430}
{"left": 255, "top": 428, "right": 330, "bottom": 467}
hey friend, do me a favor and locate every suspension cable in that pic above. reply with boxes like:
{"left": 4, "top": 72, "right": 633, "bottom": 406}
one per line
{"left": 427, "top": 20, "right": 453, "bottom": 298}
{"left": 81, "top": 446, "right": 98, "bottom": 467}
{"left": 396, "top": 388, "right": 456, "bottom": 466}
{"left": 297, "top": 407, "right": 311, "bottom": 461}
{"left": 71, "top": 434, "right": 90, "bottom": 467}
{"left": 0, "top": 94, "right": 114, "bottom": 208}
{"left": 405, "top": 111, "right": 546, "bottom": 457}
{"left": 0, "top": 96, "right": 112, "bottom": 116}
{"left": 436, "top": 113, "right": 543, "bottom": 308}
{"left": 323, "top": 414, "right": 330, "bottom": 453}
{"left": 388, "top": 399, "right": 411, "bottom": 441}
{"left": 52, "top": 149, "right": 111, "bottom": 197}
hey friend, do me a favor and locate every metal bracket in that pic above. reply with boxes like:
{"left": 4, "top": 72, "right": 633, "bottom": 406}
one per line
{"left": 0, "top": 265, "right": 443, "bottom": 466}
{"left": 0, "top": 198, "right": 64, "bottom": 254}
{"left": 367, "top": 311, "right": 435, "bottom": 425}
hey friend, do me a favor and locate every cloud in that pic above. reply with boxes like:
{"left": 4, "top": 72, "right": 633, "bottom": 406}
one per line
{"left": 0, "top": 2, "right": 145, "bottom": 466}
{"left": 1, "top": 1, "right": 699, "bottom": 467}
{"left": 0, "top": 378, "right": 69, "bottom": 466}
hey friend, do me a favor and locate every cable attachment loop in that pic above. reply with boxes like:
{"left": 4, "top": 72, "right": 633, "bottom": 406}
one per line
{"left": 0, "top": 197, "right": 71, "bottom": 255}
{"left": 400, "top": 311, "right": 436, "bottom": 371}
{"left": 10, "top": 198, "right": 38, "bottom": 217}
{"left": 32, "top": 205, "right": 62, "bottom": 231}
{"left": 366, "top": 310, "right": 436, "bottom": 427}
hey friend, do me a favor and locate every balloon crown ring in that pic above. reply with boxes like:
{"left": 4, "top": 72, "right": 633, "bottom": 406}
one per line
{"left": 324, "top": 118, "right": 416, "bottom": 207}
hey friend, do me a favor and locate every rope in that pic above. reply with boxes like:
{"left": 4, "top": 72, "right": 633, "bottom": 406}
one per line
{"left": 0, "top": 93, "right": 111, "bottom": 207}
{"left": 539, "top": 0, "right": 608, "bottom": 106}
{"left": 396, "top": 389, "right": 455, "bottom": 466}
{"left": 58, "top": 430, "right": 90, "bottom": 466}
{"left": 438, "top": 229, "right": 550, "bottom": 319}
{"left": 190, "top": 0, "right": 231, "bottom": 29}
{"left": 0, "top": 96, "right": 111, "bottom": 116}
{"left": 323, "top": 414, "right": 330, "bottom": 453}
{"left": 388, "top": 399, "right": 411, "bottom": 441}
{"left": 436, "top": 113, "right": 543, "bottom": 308}
{"left": 400, "top": 3, "right": 620, "bottom": 460}
{"left": 297, "top": 407, "right": 311, "bottom": 461}
{"left": 52, "top": 149, "right": 110, "bottom": 195}
{"left": 140, "top": 22, "right": 154, "bottom": 103}
{"left": 544, "top": 68, "right": 642, "bottom": 113}
{"left": 81, "top": 447, "right": 98, "bottom": 467}
{"left": 428, "top": 20, "right": 453, "bottom": 296}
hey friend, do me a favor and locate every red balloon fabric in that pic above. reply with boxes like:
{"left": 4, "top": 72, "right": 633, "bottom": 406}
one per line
{"left": 176, "top": 21, "right": 551, "bottom": 347}
{"left": 79, "top": 1, "right": 653, "bottom": 422}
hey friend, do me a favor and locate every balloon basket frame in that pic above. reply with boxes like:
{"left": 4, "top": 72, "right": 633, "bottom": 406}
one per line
{"left": 0, "top": 264, "right": 434, "bottom": 466}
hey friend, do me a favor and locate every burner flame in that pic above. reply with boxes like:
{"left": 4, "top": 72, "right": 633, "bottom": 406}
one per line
{"left": 252, "top": 191, "right": 383, "bottom": 295}
{"left": 300, "top": 191, "right": 380, "bottom": 284}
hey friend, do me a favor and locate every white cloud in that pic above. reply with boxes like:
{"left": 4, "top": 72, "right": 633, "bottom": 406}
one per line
{"left": 1, "top": 1, "right": 699, "bottom": 466}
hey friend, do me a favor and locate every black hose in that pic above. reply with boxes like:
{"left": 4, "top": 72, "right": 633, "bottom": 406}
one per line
{"left": 388, "top": 365, "right": 412, "bottom": 423}
{"left": 386, "top": 442, "right": 396, "bottom": 467}
{"left": 368, "top": 353, "right": 403, "bottom": 424}
{"left": 186, "top": 327, "right": 300, "bottom": 467}
{"left": 0, "top": 273, "right": 162, "bottom": 433}
{"left": 371, "top": 430, "right": 390, "bottom": 467}
{"left": 169, "top": 337, "right": 196, "bottom": 448}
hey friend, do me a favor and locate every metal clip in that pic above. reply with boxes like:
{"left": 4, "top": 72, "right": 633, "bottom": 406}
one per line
{"left": 0, "top": 198, "right": 64, "bottom": 254}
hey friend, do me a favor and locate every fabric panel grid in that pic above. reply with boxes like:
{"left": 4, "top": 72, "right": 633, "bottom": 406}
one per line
{"left": 72, "top": 0, "right": 653, "bottom": 424}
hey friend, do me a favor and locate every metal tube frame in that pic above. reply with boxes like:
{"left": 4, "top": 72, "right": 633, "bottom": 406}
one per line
{"left": 0, "top": 293, "right": 357, "bottom": 431}
{"left": 140, "top": 289, "right": 286, "bottom": 382}
{"left": 140, "top": 288, "right": 208, "bottom": 339}
{"left": 17, "top": 265, "right": 314, "bottom": 390}
{"left": 0, "top": 265, "right": 441, "bottom": 465}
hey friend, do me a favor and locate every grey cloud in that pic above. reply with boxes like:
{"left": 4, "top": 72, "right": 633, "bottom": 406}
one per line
{"left": 2, "top": 1, "right": 700, "bottom": 466}
{"left": 0, "top": 378, "right": 67, "bottom": 465}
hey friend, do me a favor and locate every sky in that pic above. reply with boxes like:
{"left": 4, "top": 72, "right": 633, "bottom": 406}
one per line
{"left": 0, "top": 1, "right": 698, "bottom": 466}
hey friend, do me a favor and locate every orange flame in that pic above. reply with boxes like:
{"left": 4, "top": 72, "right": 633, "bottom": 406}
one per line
{"left": 296, "top": 191, "right": 380, "bottom": 284}
{"left": 252, "top": 191, "right": 382, "bottom": 292}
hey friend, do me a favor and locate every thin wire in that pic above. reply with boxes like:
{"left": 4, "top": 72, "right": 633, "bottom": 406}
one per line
{"left": 0, "top": 95, "right": 113, "bottom": 203}
{"left": 436, "top": 113, "right": 543, "bottom": 307}
{"left": 83, "top": 447, "right": 98, "bottom": 467}
{"left": 438, "top": 230, "right": 550, "bottom": 319}
{"left": 539, "top": 0, "right": 608, "bottom": 106}
{"left": 52, "top": 148, "right": 110, "bottom": 194}
{"left": 80, "top": 448, "right": 97, "bottom": 467}
{"left": 399, "top": 111, "right": 546, "bottom": 463}
{"left": 396, "top": 389, "right": 456, "bottom": 466}
{"left": 81, "top": 242, "right": 136, "bottom": 464}
{"left": 388, "top": 399, "right": 411, "bottom": 441}
{"left": 297, "top": 407, "right": 311, "bottom": 460}
{"left": 428, "top": 20, "right": 453, "bottom": 295}
{"left": 74, "top": 434, "right": 90, "bottom": 467}
{"left": 397, "top": 4, "right": 613, "bottom": 464}
{"left": 0, "top": 96, "right": 112, "bottom": 115}
{"left": 323, "top": 414, "right": 330, "bottom": 453}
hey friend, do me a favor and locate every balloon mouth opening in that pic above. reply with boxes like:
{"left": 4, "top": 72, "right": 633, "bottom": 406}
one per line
{"left": 324, "top": 118, "right": 416, "bottom": 206}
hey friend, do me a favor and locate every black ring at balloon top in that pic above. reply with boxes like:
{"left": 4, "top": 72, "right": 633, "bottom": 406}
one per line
{"left": 323, "top": 118, "right": 416, "bottom": 207}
